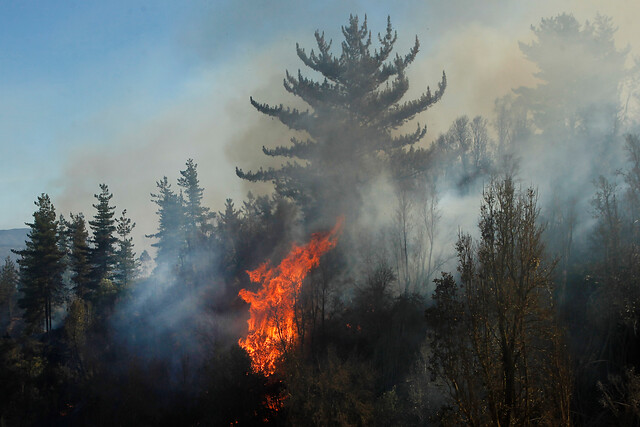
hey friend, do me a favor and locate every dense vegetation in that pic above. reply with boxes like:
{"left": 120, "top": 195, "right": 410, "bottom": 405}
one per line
{"left": 2, "top": 13, "right": 640, "bottom": 426}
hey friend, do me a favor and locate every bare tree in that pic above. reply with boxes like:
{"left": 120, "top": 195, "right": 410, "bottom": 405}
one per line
{"left": 429, "top": 178, "right": 572, "bottom": 426}
{"left": 393, "top": 185, "right": 414, "bottom": 295}
{"left": 416, "top": 179, "right": 447, "bottom": 289}
{"left": 470, "top": 115, "right": 490, "bottom": 174}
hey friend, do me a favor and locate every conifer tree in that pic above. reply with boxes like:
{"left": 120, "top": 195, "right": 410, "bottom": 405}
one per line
{"left": 178, "top": 159, "right": 211, "bottom": 233}
{"left": 148, "top": 176, "right": 185, "bottom": 271}
{"left": 215, "top": 198, "right": 241, "bottom": 276}
{"left": 511, "top": 13, "right": 630, "bottom": 182}
{"left": 58, "top": 214, "right": 72, "bottom": 260}
{"left": 68, "top": 213, "right": 92, "bottom": 300}
{"left": 89, "top": 184, "right": 117, "bottom": 288}
{"left": 515, "top": 14, "right": 628, "bottom": 138}
{"left": 236, "top": 15, "right": 446, "bottom": 220}
{"left": 114, "top": 209, "right": 138, "bottom": 291}
{"left": 0, "top": 256, "right": 18, "bottom": 319}
{"left": 13, "top": 194, "right": 65, "bottom": 333}
{"left": 177, "top": 159, "right": 214, "bottom": 290}
{"left": 137, "top": 249, "right": 153, "bottom": 278}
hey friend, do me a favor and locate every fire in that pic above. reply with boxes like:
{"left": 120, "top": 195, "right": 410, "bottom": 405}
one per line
{"left": 238, "top": 217, "right": 344, "bottom": 376}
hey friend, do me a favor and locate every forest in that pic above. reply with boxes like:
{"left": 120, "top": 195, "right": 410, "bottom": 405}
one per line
{"left": 2, "top": 12, "right": 640, "bottom": 426}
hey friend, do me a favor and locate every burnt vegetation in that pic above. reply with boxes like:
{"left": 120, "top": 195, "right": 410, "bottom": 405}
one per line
{"left": 2, "top": 13, "right": 640, "bottom": 426}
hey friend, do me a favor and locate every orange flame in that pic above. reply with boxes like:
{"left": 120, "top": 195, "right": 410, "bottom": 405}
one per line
{"left": 238, "top": 217, "right": 344, "bottom": 376}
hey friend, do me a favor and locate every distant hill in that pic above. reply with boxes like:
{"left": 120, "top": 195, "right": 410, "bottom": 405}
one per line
{"left": 0, "top": 228, "right": 28, "bottom": 262}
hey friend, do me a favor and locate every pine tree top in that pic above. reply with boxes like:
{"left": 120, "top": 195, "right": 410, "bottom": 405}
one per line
{"left": 237, "top": 15, "right": 446, "bottom": 200}
{"left": 178, "top": 159, "right": 211, "bottom": 229}
{"left": 89, "top": 184, "right": 117, "bottom": 242}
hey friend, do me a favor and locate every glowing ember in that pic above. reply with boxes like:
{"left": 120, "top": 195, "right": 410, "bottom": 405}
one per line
{"left": 239, "top": 217, "right": 344, "bottom": 376}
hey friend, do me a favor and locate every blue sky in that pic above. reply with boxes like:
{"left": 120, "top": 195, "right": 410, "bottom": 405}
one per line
{"left": 1, "top": 1, "right": 638, "bottom": 251}
{"left": 0, "top": 1, "right": 400, "bottom": 227}
{"left": 0, "top": 2, "right": 192, "bottom": 221}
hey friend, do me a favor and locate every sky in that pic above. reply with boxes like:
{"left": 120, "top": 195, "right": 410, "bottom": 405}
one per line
{"left": 1, "top": 0, "right": 639, "bottom": 253}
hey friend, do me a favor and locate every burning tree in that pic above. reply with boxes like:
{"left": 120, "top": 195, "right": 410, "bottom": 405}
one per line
{"left": 238, "top": 218, "right": 343, "bottom": 376}
{"left": 236, "top": 15, "right": 446, "bottom": 222}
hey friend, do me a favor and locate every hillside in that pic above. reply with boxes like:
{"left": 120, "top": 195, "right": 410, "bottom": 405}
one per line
{"left": 0, "top": 228, "right": 28, "bottom": 261}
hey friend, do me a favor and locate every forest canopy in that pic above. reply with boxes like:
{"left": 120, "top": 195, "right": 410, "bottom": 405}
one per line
{"left": 2, "top": 10, "right": 640, "bottom": 426}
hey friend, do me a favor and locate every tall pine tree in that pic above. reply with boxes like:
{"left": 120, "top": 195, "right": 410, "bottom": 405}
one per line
{"left": 236, "top": 15, "right": 446, "bottom": 221}
{"left": 177, "top": 159, "right": 214, "bottom": 289}
{"left": 0, "top": 256, "right": 18, "bottom": 320}
{"left": 114, "top": 209, "right": 138, "bottom": 291}
{"left": 178, "top": 159, "right": 211, "bottom": 234}
{"left": 515, "top": 14, "right": 628, "bottom": 138}
{"left": 68, "top": 213, "right": 92, "bottom": 300}
{"left": 13, "top": 194, "right": 65, "bottom": 333}
{"left": 148, "top": 177, "right": 185, "bottom": 272}
{"left": 89, "top": 184, "right": 117, "bottom": 290}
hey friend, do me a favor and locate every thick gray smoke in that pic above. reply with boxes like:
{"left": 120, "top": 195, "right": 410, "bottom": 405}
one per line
{"left": 102, "top": 7, "right": 640, "bottom": 372}
{"left": 337, "top": 11, "right": 640, "bottom": 297}
{"left": 46, "top": 2, "right": 640, "bottom": 259}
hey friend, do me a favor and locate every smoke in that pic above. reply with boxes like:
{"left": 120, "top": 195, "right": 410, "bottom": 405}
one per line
{"left": 51, "top": 45, "right": 296, "bottom": 255}
{"left": 41, "top": 2, "right": 638, "bottom": 255}
{"left": 225, "top": 6, "right": 640, "bottom": 304}
{"left": 37, "top": 3, "right": 640, "bottom": 375}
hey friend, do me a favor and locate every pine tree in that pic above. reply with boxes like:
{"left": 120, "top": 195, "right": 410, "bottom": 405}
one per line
{"left": 177, "top": 159, "right": 214, "bottom": 290}
{"left": 236, "top": 15, "right": 446, "bottom": 220}
{"left": 148, "top": 176, "right": 185, "bottom": 271}
{"left": 138, "top": 249, "right": 153, "bottom": 278}
{"left": 0, "top": 256, "right": 19, "bottom": 319}
{"left": 68, "top": 213, "right": 92, "bottom": 300}
{"left": 89, "top": 184, "right": 117, "bottom": 288}
{"left": 114, "top": 209, "right": 138, "bottom": 291}
{"left": 178, "top": 159, "right": 211, "bottom": 233}
{"left": 58, "top": 214, "right": 72, "bottom": 260}
{"left": 13, "top": 194, "right": 65, "bottom": 333}
{"left": 515, "top": 14, "right": 628, "bottom": 138}
{"left": 215, "top": 198, "right": 241, "bottom": 277}
{"left": 57, "top": 214, "right": 73, "bottom": 293}
{"left": 512, "top": 13, "right": 630, "bottom": 182}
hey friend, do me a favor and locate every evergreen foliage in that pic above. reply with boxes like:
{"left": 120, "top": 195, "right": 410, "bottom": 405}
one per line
{"left": 67, "top": 213, "right": 92, "bottom": 300}
{"left": 516, "top": 13, "right": 628, "bottom": 138}
{"left": 177, "top": 159, "right": 214, "bottom": 290}
{"left": 0, "top": 256, "right": 19, "bottom": 319}
{"left": 236, "top": 15, "right": 446, "bottom": 220}
{"left": 13, "top": 194, "right": 65, "bottom": 334}
{"left": 215, "top": 198, "right": 241, "bottom": 277}
{"left": 114, "top": 209, "right": 138, "bottom": 292}
{"left": 3, "top": 12, "right": 640, "bottom": 426}
{"left": 147, "top": 176, "right": 185, "bottom": 271}
{"left": 89, "top": 184, "right": 117, "bottom": 288}
{"left": 178, "top": 158, "right": 211, "bottom": 233}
